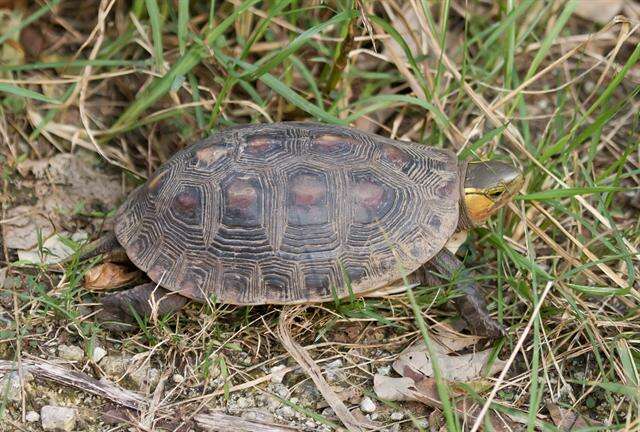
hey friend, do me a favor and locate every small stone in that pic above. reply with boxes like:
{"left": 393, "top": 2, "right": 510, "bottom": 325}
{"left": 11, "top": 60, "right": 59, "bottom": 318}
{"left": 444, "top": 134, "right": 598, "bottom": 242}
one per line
{"left": 584, "top": 80, "right": 595, "bottom": 93}
{"left": 58, "top": 344, "right": 84, "bottom": 361}
{"left": 25, "top": 410, "right": 39, "bottom": 422}
{"left": 390, "top": 411, "right": 404, "bottom": 421}
{"left": 100, "top": 355, "right": 131, "bottom": 377}
{"left": 236, "top": 396, "right": 252, "bottom": 409}
{"left": 270, "top": 383, "right": 290, "bottom": 399}
{"left": 276, "top": 405, "right": 296, "bottom": 420}
{"left": 270, "top": 364, "right": 287, "bottom": 384}
{"left": 208, "top": 361, "right": 221, "bottom": 380}
{"left": 325, "top": 359, "right": 343, "bottom": 369}
{"left": 91, "top": 346, "right": 107, "bottom": 363}
{"left": 130, "top": 367, "right": 160, "bottom": 389}
{"left": 321, "top": 407, "right": 336, "bottom": 419}
{"left": 324, "top": 359, "right": 345, "bottom": 383}
{"left": 360, "top": 396, "right": 376, "bottom": 413}
{"left": 241, "top": 409, "right": 274, "bottom": 423}
{"left": 1, "top": 372, "right": 23, "bottom": 402}
{"left": 376, "top": 365, "right": 391, "bottom": 376}
{"left": 305, "top": 420, "right": 316, "bottom": 429}
{"left": 41, "top": 405, "right": 77, "bottom": 431}
{"left": 172, "top": 373, "right": 185, "bottom": 384}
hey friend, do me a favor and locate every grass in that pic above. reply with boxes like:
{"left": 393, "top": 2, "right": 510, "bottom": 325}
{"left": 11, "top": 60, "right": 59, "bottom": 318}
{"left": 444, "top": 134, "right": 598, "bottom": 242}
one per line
{"left": 0, "top": 1, "right": 639, "bottom": 430}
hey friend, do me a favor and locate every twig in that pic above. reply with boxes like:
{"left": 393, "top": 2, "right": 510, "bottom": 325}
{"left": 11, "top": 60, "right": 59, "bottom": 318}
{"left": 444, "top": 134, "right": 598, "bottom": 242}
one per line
{"left": 278, "top": 305, "right": 374, "bottom": 432}
{"left": 0, "top": 359, "right": 147, "bottom": 410}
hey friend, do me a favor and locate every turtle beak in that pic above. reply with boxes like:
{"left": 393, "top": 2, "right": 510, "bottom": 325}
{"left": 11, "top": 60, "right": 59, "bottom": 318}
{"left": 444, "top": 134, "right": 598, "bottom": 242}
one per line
{"left": 463, "top": 160, "right": 523, "bottom": 226}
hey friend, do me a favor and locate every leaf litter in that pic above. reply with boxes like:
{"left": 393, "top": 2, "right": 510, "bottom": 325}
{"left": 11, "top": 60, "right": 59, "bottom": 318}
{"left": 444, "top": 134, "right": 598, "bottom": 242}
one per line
{"left": 374, "top": 325, "right": 516, "bottom": 431}
{"left": 4, "top": 151, "right": 123, "bottom": 263}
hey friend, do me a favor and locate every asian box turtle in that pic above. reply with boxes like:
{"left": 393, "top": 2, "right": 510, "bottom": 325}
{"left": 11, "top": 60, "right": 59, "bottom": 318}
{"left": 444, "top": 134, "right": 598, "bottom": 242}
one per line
{"left": 81, "top": 122, "right": 523, "bottom": 337}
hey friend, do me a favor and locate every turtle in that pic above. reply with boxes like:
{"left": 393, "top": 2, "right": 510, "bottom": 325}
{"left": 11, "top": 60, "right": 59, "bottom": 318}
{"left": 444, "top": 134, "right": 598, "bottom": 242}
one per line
{"left": 80, "top": 122, "right": 523, "bottom": 337}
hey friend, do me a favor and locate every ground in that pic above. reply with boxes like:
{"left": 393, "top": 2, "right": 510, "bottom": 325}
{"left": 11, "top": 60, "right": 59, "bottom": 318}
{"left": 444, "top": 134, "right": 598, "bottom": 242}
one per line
{"left": 0, "top": 1, "right": 639, "bottom": 431}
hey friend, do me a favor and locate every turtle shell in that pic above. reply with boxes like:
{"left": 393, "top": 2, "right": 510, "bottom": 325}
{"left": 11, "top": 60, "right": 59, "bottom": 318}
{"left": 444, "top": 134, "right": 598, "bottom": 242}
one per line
{"left": 114, "top": 122, "right": 461, "bottom": 304}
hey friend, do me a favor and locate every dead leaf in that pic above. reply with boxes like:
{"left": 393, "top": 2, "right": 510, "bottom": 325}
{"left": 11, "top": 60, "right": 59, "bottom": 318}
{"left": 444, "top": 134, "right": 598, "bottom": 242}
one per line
{"left": 373, "top": 374, "right": 441, "bottom": 407}
{"left": 84, "top": 263, "right": 140, "bottom": 291}
{"left": 546, "top": 402, "right": 597, "bottom": 431}
{"left": 574, "top": 0, "right": 623, "bottom": 24}
{"left": 393, "top": 327, "right": 505, "bottom": 382}
{"left": 373, "top": 374, "right": 516, "bottom": 431}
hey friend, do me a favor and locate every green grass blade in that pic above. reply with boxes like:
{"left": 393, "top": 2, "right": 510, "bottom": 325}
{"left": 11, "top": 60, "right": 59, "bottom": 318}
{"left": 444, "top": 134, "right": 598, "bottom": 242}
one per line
{"left": 523, "top": 0, "right": 576, "bottom": 81}
{"left": 178, "top": 0, "right": 189, "bottom": 55}
{"left": 145, "top": 0, "right": 165, "bottom": 70}
{"left": 516, "top": 187, "right": 627, "bottom": 201}
{"left": 242, "top": 11, "right": 354, "bottom": 81}
{"left": 0, "top": 83, "right": 60, "bottom": 104}
{"left": 110, "top": 0, "right": 261, "bottom": 133}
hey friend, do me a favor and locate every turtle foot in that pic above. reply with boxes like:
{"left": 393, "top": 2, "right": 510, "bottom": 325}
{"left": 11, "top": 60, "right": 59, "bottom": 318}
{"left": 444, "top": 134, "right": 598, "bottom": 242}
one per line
{"left": 95, "top": 283, "right": 189, "bottom": 331}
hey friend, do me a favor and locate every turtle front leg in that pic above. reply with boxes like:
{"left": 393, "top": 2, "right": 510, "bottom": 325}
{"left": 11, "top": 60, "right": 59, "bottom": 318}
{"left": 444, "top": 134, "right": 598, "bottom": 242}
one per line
{"left": 96, "top": 283, "right": 189, "bottom": 331}
{"left": 429, "top": 249, "right": 505, "bottom": 338}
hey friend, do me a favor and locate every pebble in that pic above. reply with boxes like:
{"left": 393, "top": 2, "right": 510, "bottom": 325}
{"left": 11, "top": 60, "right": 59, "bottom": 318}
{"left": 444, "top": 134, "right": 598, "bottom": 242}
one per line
{"left": 58, "top": 344, "right": 84, "bottom": 361}
{"left": 270, "top": 364, "right": 287, "bottom": 384}
{"left": 390, "top": 411, "right": 404, "bottom": 421}
{"left": 208, "top": 361, "right": 221, "bottom": 380}
{"left": 376, "top": 365, "right": 391, "bottom": 376}
{"left": 25, "top": 410, "right": 39, "bottom": 422}
{"left": 131, "top": 366, "right": 160, "bottom": 389}
{"left": 241, "top": 408, "right": 274, "bottom": 423}
{"left": 91, "top": 346, "right": 107, "bottom": 363}
{"left": 41, "top": 405, "right": 77, "bottom": 431}
{"left": 305, "top": 420, "right": 316, "bottom": 429}
{"left": 100, "top": 355, "right": 131, "bottom": 377}
{"left": 172, "top": 373, "right": 185, "bottom": 384}
{"left": 359, "top": 396, "right": 376, "bottom": 413}
{"left": 321, "top": 407, "right": 336, "bottom": 419}
{"left": 324, "top": 359, "right": 345, "bottom": 383}
{"left": 276, "top": 405, "right": 296, "bottom": 420}
{"left": 270, "top": 383, "right": 290, "bottom": 399}
{"left": 236, "top": 396, "right": 253, "bottom": 409}
{"left": 1, "top": 372, "right": 23, "bottom": 402}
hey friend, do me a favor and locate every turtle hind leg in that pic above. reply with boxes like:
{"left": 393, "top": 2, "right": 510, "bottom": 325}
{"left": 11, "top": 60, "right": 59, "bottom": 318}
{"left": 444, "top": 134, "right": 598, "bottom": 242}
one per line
{"left": 429, "top": 249, "right": 505, "bottom": 338}
{"left": 96, "top": 283, "right": 189, "bottom": 331}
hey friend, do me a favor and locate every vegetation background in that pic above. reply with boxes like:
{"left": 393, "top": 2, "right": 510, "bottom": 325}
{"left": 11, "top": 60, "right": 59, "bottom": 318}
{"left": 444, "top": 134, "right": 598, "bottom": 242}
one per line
{"left": 0, "top": 0, "right": 638, "bottom": 431}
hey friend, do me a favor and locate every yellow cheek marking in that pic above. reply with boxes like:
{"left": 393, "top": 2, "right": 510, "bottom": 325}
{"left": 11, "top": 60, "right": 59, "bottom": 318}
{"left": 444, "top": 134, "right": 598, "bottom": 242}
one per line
{"left": 464, "top": 194, "right": 495, "bottom": 223}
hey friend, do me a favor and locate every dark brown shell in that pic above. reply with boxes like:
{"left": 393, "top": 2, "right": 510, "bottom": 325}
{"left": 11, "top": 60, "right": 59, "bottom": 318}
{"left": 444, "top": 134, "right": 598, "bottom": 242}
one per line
{"left": 114, "top": 122, "right": 461, "bottom": 304}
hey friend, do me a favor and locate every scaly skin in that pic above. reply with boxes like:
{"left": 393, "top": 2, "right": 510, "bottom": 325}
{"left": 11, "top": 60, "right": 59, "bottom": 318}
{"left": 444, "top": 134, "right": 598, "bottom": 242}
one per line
{"left": 97, "top": 283, "right": 189, "bottom": 331}
{"left": 429, "top": 249, "right": 505, "bottom": 338}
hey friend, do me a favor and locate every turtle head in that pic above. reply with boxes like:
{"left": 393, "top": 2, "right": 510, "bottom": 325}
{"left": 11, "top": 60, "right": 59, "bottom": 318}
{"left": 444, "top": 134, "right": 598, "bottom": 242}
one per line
{"left": 462, "top": 160, "right": 523, "bottom": 227}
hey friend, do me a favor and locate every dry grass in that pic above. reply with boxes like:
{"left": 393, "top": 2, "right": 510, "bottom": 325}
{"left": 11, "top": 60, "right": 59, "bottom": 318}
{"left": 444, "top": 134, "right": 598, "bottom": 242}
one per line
{"left": 0, "top": 1, "right": 639, "bottom": 431}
